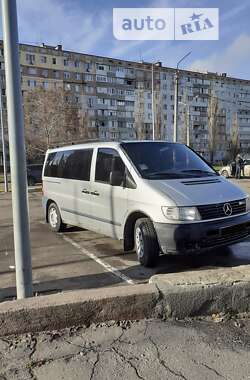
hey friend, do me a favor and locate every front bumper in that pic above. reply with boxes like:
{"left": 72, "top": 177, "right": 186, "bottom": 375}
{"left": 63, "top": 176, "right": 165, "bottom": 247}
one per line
{"left": 154, "top": 213, "right": 250, "bottom": 255}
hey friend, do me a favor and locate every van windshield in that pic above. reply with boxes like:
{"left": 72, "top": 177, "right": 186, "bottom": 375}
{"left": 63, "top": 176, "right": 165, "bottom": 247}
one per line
{"left": 121, "top": 142, "right": 217, "bottom": 180}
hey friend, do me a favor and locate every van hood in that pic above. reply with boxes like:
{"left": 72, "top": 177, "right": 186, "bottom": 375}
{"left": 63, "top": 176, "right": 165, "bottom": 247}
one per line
{"left": 150, "top": 176, "right": 247, "bottom": 206}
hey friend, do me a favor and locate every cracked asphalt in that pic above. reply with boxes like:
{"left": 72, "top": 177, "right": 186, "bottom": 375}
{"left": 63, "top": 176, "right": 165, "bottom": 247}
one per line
{"left": 0, "top": 317, "right": 250, "bottom": 380}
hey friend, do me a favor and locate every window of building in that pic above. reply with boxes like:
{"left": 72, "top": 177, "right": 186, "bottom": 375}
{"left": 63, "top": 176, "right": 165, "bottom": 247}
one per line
{"left": 85, "top": 85, "right": 94, "bottom": 93}
{"left": 42, "top": 69, "right": 48, "bottom": 77}
{"left": 96, "top": 64, "right": 105, "bottom": 71}
{"left": 85, "top": 62, "right": 92, "bottom": 71}
{"left": 95, "top": 148, "right": 125, "bottom": 185}
{"left": 27, "top": 80, "right": 36, "bottom": 88}
{"left": 117, "top": 100, "right": 125, "bottom": 106}
{"left": 96, "top": 75, "right": 107, "bottom": 82}
{"left": 40, "top": 56, "right": 47, "bottom": 63}
{"left": 53, "top": 70, "right": 60, "bottom": 79}
{"left": 85, "top": 74, "right": 94, "bottom": 81}
{"left": 64, "top": 83, "right": 71, "bottom": 91}
{"left": 75, "top": 96, "right": 79, "bottom": 103}
{"left": 26, "top": 54, "right": 35, "bottom": 64}
{"left": 64, "top": 59, "right": 69, "bottom": 66}
{"left": 75, "top": 84, "right": 80, "bottom": 92}
{"left": 28, "top": 67, "right": 37, "bottom": 75}
{"left": 64, "top": 71, "right": 70, "bottom": 79}
{"left": 52, "top": 57, "right": 56, "bottom": 65}
{"left": 74, "top": 60, "right": 80, "bottom": 68}
{"left": 75, "top": 73, "right": 81, "bottom": 80}
{"left": 43, "top": 81, "right": 49, "bottom": 89}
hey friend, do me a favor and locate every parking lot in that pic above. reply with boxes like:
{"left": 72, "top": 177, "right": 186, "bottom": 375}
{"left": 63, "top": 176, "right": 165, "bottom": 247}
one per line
{"left": 1, "top": 178, "right": 250, "bottom": 301}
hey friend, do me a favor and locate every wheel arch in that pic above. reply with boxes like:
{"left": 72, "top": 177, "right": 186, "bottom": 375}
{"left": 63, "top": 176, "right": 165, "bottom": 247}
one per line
{"left": 123, "top": 210, "right": 151, "bottom": 252}
{"left": 45, "top": 199, "right": 56, "bottom": 223}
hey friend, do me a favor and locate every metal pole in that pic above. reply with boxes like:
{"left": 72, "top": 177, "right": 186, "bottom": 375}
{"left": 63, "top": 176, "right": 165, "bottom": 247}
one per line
{"left": 187, "top": 108, "right": 190, "bottom": 146}
{"left": 151, "top": 63, "right": 155, "bottom": 140}
{"left": 173, "top": 72, "right": 179, "bottom": 142}
{"left": 2, "top": 0, "right": 33, "bottom": 298}
{"left": 173, "top": 52, "right": 192, "bottom": 143}
{"left": 0, "top": 80, "right": 8, "bottom": 192}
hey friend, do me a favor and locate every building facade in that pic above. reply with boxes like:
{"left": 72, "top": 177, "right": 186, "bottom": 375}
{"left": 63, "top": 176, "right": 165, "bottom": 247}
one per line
{"left": 1, "top": 40, "right": 250, "bottom": 162}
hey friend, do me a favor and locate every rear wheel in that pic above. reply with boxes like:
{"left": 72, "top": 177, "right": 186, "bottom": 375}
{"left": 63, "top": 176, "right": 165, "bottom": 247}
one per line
{"left": 134, "top": 218, "right": 159, "bottom": 267}
{"left": 48, "top": 202, "right": 66, "bottom": 232}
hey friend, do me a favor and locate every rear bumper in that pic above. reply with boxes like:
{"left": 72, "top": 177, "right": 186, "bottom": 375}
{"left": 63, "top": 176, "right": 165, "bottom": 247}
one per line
{"left": 154, "top": 213, "right": 250, "bottom": 254}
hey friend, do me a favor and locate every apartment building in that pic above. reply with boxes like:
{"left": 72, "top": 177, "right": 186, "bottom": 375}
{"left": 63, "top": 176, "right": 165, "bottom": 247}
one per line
{"left": 0, "top": 40, "right": 250, "bottom": 162}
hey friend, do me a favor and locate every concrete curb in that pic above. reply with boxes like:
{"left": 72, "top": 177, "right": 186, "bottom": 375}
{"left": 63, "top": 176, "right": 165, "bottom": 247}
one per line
{"left": 0, "top": 284, "right": 160, "bottom": 336}
{"left": 151, "top": 281, "right": 250, "bottom": 320}
{"left": 1, "top": 271, "right": 250, "bottom": 336}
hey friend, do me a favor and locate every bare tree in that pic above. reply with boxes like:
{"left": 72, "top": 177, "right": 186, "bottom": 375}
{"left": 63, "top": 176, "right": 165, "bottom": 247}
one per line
{"left": 24, "top": 88, "right": 85, "bottom": 161}
{"left": 134, "top": 87, "right": 146, "bottom": 139}
{"left": 207, "top": 95, "right": 220, "bottom": 163}
{"left": 179, "top": 92, "right": 190, "bottom": 145}
{"left": 155, "top": 92, "right": 163, "bottom": 140}
{"left": 228, "top": 112, "right": 239, "bottom": 160}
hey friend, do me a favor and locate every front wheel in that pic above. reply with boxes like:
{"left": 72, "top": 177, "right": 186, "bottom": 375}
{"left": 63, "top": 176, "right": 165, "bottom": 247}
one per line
{"left": 134, "top": 218, "right": 159, "bottom": 267}
{"left": 48, "top": 202, "right": 66, "bottom": 232}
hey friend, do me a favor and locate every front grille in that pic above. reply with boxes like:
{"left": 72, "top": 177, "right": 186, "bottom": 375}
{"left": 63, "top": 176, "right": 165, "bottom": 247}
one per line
{"left": 200, "top": 222, "right": 250, "bottom": 248}
{"left": 197, "top": 199, "right": 246, "bottom": 220}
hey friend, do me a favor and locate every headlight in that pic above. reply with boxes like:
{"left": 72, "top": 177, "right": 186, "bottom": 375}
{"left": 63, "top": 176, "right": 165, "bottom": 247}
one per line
{"left": 162, "top": 206, "right": 201, "bottom": 221}
{"left": 246, "top": 197, "right": 250, "bottom": 212}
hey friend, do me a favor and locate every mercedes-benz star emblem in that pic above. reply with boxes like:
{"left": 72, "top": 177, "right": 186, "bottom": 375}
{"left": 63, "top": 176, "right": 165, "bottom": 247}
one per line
{"left": 223, "top": 203, "right": 232, "bottom": 216}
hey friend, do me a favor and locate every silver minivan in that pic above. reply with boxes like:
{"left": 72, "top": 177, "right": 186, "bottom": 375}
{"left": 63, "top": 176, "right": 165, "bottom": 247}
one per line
{"left": 42, "top": 141, "right": 250, "bottom": 267}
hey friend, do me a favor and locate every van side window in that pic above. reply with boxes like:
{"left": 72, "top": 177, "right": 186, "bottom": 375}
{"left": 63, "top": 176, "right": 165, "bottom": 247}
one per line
{"left": 63, "top": 149, "right": 93, "bottom": 180}
{"left": 95, "top": 148, "right": 125, "bottom": 184}
{"left": 44, "top": 152, "right": 59, "bottom": 177}
{"left": 44, "top": 149, "right": 93, "bottom": 180}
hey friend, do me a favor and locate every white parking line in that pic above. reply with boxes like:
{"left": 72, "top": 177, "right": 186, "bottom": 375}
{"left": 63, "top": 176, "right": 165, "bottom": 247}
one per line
{"left": 61, "top": 234, "right": 135, "bottom": 285}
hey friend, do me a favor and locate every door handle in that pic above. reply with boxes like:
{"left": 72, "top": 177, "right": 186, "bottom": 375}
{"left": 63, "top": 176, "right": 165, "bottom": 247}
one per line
{"left": 91, "top": 191, "right": 100, "bottom": 196}
{"left": 82, "top": 189, "right": 90, "bottom": 194}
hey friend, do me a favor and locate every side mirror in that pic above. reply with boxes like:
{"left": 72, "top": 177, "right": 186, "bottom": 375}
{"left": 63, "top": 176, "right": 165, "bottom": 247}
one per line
{"left": 110, "top": 171, "right": 124, "bottom": 186}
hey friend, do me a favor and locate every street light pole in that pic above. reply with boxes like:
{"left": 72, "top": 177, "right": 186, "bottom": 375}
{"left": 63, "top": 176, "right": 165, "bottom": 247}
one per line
{"left": 0, "top": 79, "right": 8, "bottom": 192}
{"left": 187, "top": 109, "right": 190, "bottom": 146}
{"left": 151, "top": 63, "right": 155, "bottom": 140}
{"left": 173, "top": 52, "right": 192, "bottom": 143}
{"left": 173, "top": 72, "right": 179, "bottom": 142}
{"left": 1, "top": 0, "right": 33, "bottom": 298}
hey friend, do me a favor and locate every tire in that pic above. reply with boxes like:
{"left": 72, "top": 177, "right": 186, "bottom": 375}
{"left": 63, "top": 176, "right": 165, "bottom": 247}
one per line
{"left": 134, "top": 218, "right": 159, "bottom": 267}
{"left": 47, "top": 202, "right": 66, "bottom": 232}
{"left": 221, "top": 170, "right": 229, "bottom": 178}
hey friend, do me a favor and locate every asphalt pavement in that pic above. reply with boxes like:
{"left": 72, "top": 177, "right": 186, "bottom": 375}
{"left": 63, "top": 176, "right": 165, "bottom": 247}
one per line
{"left": 0, "top": 178, "right": 250, "bottom": 300}
{"left": 0, "top": 317, "right": 250, "bottom": 379}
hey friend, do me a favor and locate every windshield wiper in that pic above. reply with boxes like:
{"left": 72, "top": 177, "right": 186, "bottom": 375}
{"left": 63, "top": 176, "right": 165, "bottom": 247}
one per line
{"left": 181, "top": 169, "right": 217, "bottom": 176}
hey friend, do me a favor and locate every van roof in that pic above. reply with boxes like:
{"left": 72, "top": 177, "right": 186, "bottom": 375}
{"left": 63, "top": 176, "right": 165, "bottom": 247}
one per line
{"left": 46, "top": 140, "right": 173, "bottom": 153}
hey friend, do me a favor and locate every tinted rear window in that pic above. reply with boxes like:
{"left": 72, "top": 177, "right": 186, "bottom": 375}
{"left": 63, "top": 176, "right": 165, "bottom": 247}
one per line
{"left": 44, "top": 149, "right": 93, "bottom": 181}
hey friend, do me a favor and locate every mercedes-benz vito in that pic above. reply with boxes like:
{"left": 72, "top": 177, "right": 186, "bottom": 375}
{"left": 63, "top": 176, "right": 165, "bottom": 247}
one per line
{"left": 42, "top": 141, "right": 250, "bottom": 267}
